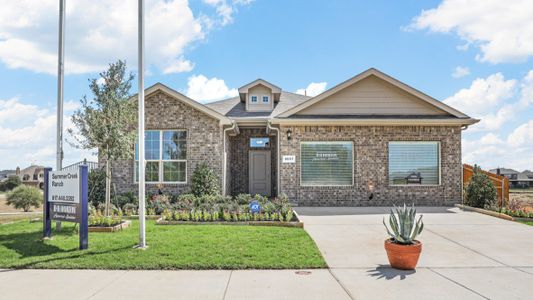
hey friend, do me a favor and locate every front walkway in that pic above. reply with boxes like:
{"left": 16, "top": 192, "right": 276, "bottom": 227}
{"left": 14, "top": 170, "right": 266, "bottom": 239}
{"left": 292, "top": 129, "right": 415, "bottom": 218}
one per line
{"left": 296, "top": 206, "right": 533, "bottom": 299}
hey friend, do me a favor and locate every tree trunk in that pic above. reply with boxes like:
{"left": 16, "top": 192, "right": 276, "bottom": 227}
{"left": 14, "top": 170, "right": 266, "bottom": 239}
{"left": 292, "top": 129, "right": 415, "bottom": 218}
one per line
{"left": 105, "top": 159, "right": 111, "bottom": 216}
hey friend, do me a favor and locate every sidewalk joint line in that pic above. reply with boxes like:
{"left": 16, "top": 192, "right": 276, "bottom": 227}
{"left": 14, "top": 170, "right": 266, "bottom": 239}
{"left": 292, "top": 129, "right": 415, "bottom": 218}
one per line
{"left": 428, "top": 268, "right": 489, "bottom": 299}
{"left": 222, "top": 270, "right": 233, "bottom": 300}
{"left": 425, "top": 228, "right": 511, "bottom": 267}
{"left": 86, "top": 270, "right": 128, "bottom": 300}
{"left": 328, "top": 268, "right": 355, "bottom": 300}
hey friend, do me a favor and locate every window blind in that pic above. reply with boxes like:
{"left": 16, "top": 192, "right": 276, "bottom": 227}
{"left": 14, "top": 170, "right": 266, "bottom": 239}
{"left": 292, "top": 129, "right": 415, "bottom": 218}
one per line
{"left": 301, "top": 142, "right": 353, "bottom": 186}
{"left": 388, "top": 142, "right": 440, "bottom": 185}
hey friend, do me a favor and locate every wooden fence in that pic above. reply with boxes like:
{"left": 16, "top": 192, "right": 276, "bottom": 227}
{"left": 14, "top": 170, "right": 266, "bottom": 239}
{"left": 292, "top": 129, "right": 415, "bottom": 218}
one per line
{"left": 463, "top": 164, "right": 509, "bottom": 206}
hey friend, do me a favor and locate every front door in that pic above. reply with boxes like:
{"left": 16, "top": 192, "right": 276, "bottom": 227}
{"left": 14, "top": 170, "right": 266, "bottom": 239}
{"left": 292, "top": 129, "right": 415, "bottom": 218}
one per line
{"left": 249, "top": 150, "right": 271, "bottom": 196}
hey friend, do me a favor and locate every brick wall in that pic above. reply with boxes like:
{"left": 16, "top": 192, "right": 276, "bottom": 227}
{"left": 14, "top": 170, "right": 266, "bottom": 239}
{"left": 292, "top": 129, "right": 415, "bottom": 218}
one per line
{"left": 279, "top": 125, "right": 462, "bottom": 206}
{"left": 229, "top": 128, "right": 277, "bottom": 196}
{"left": 109, "top": 91, "right": 224, "bottom": 195}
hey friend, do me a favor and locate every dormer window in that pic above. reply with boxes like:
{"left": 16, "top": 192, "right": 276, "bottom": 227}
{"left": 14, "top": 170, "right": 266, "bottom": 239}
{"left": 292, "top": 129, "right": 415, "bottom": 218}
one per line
{"left": 251, "top": 95, "right": 258, "bottom": 103}
{"left": 262, "top": 95, "right": 269, "bottom": 103}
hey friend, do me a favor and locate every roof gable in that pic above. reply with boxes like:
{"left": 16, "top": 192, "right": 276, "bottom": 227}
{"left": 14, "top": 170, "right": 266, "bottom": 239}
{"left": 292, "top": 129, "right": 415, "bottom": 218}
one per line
{"left": 277, "top": 68, "right": 470, "bottom": 119}
{"left": 141, "top": 83, "right": 233, "bottom": 125}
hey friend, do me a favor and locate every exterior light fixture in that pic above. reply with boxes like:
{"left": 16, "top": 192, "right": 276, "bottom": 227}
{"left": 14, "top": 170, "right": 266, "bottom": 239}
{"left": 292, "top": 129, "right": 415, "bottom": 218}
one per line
{"left": 287, "top": 129, "right": 292, "bottom": 140}
{"left": 368, "top": 181, "right": 375, "bottom": 200}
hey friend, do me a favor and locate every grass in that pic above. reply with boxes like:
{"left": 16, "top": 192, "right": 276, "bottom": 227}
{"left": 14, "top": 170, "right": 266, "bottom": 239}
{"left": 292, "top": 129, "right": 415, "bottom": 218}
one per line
{"left": 0, "top": 220, "right": 326, "bottom": 270}
{"left": 519, "top": 221, "right": 533, "bottom": 226}
{"left": 0, "top": 214, "right": 41, "bottom": 224}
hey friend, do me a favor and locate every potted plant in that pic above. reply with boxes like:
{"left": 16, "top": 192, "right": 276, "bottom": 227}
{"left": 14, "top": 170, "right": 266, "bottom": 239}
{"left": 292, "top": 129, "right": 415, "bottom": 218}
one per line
{"left": 383, "top": 204, "right": 424, "bottom": 270}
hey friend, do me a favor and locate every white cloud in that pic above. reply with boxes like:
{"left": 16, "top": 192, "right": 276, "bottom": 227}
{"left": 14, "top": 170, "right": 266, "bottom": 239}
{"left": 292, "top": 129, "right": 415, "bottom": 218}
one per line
{"left": 458, "top": 71, "right": 533, "bottom": 170}
{"left": 463, "top": 121, "right": 533, "bottom": 170}
{"left": 185, "top": 74, "right": 238, "bottom": 103}
{"left": 203, "top": 0, "right": 253, "bottom": 26}
{"left": 452, "top": 66, "right": 470, "bottom": 78}
{"left": 409, "top": 0, "right": 533, "bottom": 63}
{"left": 295, "top": 82, "right": 327, "bottom": 97}
{"left": 0, "top": 0, "right": 250, "bottom": 75}
{"left": 0, "top": 97, "right": 95, "bottom": 169}
{"left": 444, "top": 73, "right": 516, "bottom": 117}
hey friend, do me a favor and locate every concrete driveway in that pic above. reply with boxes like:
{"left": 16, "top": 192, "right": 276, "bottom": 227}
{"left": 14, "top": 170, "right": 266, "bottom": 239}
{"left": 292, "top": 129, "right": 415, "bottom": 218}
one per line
{"left": 295, "top": 206, "right": 533, "bottom": 300}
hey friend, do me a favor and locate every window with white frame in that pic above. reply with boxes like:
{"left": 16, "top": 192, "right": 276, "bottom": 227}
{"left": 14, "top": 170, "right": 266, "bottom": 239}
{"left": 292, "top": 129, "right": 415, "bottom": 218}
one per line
{"left": 135, "top": 130, "right": 187, "bottom": 183}
{"left": 301, "top": 141, "right": 353, "bottom": 186}
{"left": 388, "top": 141, "right": 440, "bottom": 185}
{"left": 250, "top": 95, "right": 258, "bottom": 103}
{"left": 262, "top": 95, "right": 269, "bottom": 103}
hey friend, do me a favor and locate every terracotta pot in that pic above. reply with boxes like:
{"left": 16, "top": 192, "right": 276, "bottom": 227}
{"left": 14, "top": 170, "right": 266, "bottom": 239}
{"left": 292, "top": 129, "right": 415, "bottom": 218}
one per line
{"left": 384, "top": 238, "right": 422, "bottom": 270}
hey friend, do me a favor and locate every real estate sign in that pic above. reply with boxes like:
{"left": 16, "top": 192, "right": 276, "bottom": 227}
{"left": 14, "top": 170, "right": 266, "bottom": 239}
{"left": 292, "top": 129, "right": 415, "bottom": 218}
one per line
{"left": 48, "top": 170, "right": 80, "bottom": 221}
{"left": 43, "top": 165, "right": 89, "bottom": 250}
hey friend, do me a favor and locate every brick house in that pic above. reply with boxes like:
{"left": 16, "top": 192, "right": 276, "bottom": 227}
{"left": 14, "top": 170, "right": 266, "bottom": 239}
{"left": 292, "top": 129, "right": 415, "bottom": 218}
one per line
{"left": 108, "top": 68, "right": 478, "bottom": 206}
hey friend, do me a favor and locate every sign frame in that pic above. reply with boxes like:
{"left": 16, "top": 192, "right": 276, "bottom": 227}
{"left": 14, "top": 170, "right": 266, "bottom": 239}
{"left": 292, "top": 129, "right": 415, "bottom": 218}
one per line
{"left": 43, "top": 165, "right": 88, "bottom": 250}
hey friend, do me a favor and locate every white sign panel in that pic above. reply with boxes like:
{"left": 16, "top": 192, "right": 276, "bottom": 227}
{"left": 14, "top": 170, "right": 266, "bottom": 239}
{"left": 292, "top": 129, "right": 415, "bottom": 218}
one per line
{"left": 282, "top": 155, "right": 296, "bottom": 163}
{"left": 48, "top": 170, "right": 80, "bottom": 204}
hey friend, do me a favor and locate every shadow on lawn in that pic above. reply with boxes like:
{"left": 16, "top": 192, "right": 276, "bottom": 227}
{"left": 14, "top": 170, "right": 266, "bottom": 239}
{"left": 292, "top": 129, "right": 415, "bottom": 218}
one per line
{"left": 0, "top": 226, "right": 133, "bottom": 269}
{"left": 367, "top": 265, "right": 416, "bottom": 280}
{"left": 0, "top": 227, "right": 77, "bottom": 258}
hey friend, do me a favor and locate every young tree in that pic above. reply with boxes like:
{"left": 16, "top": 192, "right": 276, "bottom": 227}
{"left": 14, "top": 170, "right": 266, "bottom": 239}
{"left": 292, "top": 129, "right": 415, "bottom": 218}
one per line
{"left": 7, "top": 185, "right": 42, "bottom": 212}
{"left": 464, "top": 165, "right": 497, "bottom": 208}
{"left": 68, "top": 60, "right": 136, "bottom": 215}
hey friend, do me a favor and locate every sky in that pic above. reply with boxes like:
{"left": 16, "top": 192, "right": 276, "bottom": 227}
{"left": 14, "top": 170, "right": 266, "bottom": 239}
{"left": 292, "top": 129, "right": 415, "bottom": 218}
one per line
{"left": 0, "top": 0, "right": 532, "bottom": 171}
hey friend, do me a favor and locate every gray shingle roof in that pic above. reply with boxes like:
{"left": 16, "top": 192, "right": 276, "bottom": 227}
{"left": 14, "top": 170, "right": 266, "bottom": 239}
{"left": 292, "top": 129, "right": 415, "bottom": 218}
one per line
{"left": 205, "top": 91, "right": 311, "bottom": 119}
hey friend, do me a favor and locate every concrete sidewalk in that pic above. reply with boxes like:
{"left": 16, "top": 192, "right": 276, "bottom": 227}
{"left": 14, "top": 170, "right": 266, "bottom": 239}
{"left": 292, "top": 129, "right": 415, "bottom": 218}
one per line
{"left": 296, "top": 206, "right": 533, "bottom": 300}
{"left": 0, "top": 269, "right": 351, "bottom": 300}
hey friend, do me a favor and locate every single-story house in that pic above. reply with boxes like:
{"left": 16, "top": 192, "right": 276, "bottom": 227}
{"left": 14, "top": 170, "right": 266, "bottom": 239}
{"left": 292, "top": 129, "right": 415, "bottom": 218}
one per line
{"left": 108, "top": 68, "right": 478, "bottom": 206}
{"left": 490, "top": 168, "right": 533, "bottom": 188}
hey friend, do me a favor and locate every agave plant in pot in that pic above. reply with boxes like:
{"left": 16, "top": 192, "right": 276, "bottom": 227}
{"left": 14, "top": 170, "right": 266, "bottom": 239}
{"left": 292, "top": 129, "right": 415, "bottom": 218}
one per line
{"left": 383, "top": 204, "right": 424, "bottom": 270}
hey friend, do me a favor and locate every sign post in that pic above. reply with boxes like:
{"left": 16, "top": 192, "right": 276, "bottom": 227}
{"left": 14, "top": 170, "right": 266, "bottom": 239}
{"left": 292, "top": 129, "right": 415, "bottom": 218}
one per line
{"left": 43, "top": 165, "right": 89, "bottom": 250}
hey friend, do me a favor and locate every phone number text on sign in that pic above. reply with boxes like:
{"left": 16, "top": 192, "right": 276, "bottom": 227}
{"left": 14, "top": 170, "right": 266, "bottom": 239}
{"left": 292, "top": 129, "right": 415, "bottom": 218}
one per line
{"left": 48, "top": 170, "right": 80, "bottom": 204}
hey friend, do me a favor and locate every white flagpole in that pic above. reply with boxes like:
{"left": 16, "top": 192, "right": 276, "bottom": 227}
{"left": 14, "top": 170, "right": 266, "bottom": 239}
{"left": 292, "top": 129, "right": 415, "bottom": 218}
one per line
{"left": 137, "top": 0, "right": 147, "bottom": 248}
{"left": 56, "top": 0, "right": 66, "bottom": 231}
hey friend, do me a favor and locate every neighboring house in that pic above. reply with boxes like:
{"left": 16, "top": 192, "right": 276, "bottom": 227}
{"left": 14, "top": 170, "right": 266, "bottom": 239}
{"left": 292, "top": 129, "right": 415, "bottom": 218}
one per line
{"left": 16, "top": 165, "right": 46, "bottom": 189}
{"left": 106, "top": 68, "right": 478, "bottom": 206}
{"left": 490, "top": 168, "right": 533, "bottom": 188}
{"left": 0, "top": 169, "right": 16, "bottom": 182}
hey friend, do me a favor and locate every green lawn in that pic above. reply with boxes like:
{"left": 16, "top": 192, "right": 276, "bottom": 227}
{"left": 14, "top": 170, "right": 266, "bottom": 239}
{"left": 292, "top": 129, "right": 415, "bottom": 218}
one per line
{"left": 520, "top": 221, "right": 533, "bottom": 226}
{"left": 0, "top": 220, "right": 326, "bottom": 270}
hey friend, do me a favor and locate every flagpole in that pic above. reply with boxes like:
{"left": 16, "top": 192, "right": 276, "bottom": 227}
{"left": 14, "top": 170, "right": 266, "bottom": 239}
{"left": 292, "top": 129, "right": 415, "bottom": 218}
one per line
{"left": 137, "top": 0, "right": 147, "bottom": 248}
{"left": 56, "top": 0, "right": 66, "bottom": 231}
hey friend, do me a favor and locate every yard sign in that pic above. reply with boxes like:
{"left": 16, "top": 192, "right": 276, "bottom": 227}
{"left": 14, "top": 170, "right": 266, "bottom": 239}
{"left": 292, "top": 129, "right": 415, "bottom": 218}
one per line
{"left": 43, "top": 165, "right": 89, "bottom": 250}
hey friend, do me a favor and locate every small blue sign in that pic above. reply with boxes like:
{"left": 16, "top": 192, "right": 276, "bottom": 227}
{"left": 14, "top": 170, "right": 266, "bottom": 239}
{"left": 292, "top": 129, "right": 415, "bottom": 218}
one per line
{"left": 249, "top": 201, "right": 261, "bottom": 214}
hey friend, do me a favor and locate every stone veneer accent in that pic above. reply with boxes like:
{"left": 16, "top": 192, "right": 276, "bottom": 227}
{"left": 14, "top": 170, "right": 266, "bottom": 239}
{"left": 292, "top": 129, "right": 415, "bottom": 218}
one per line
{"left": 229, "top": 128, "right": 277, "bottom": 196}
{"left": 279, "top": 125, "right": 462, "bottom": 206}
{"left": 109, "top": 91, "right": 224, "bottom": 195}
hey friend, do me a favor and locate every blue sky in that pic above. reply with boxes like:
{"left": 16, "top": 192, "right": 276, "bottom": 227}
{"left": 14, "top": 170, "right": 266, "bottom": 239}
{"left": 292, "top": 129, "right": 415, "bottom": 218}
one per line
{"left": 1, "top": 0, "right": 532, "bottom": 171}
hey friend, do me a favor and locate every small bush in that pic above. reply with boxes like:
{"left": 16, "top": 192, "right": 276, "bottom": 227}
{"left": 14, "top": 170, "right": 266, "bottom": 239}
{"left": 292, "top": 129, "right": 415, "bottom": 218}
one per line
{"left": 123, "top": 203, "right": 137, "bottom": 216}
{"left": 235, "top": 193, "right": 252, "bottom": 205}
{"left": 191, "top": 163, "right": 219, "bottom": 196}
{"left": 6, "top": 185, "right": 42, "bottom": 212}
{"left": 0, "top": 175, "right": 21, "bottom": 191}
{"left": 464, "top": 165, "right": 497, "bottom": 208}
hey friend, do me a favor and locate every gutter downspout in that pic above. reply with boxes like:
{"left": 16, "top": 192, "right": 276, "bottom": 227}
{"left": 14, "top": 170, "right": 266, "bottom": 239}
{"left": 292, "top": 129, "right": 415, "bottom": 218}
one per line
{"left": 267, "top": 121, "right": 281, "bottom": 197}
{"left": 222, "top": 121, "right": 237, "bottom": 196}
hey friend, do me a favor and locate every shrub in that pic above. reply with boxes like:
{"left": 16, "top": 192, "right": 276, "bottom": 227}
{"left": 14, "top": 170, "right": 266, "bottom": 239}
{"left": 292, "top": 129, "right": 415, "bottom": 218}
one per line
{"left": 464, "top": 165, "right": 497, "bottom": 208}
{"left": 0, "top": 175, "right": 21, "bottom": 191}
{"left": 123, "top": 203, "right": 137, "bottom": 216}
{"left": 88, "top": 169, "right": 107, "bottom": 207}
{"left": 191, "top": 163, "right": 219, "bottom": 196}
{"left": 6, "top": 185, "right": 42, "bottom": 212}
{"left": 88, "top": 210, "right": 123, "bottom": 227}
{"left": 235, "top": 193, "right": 252, "bottom": 205}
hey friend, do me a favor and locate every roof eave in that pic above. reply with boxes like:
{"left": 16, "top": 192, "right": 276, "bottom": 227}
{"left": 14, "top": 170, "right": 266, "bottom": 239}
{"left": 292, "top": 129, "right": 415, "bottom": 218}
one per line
{"left": 270, "top": 117, "right": 480, "bottom": 126}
